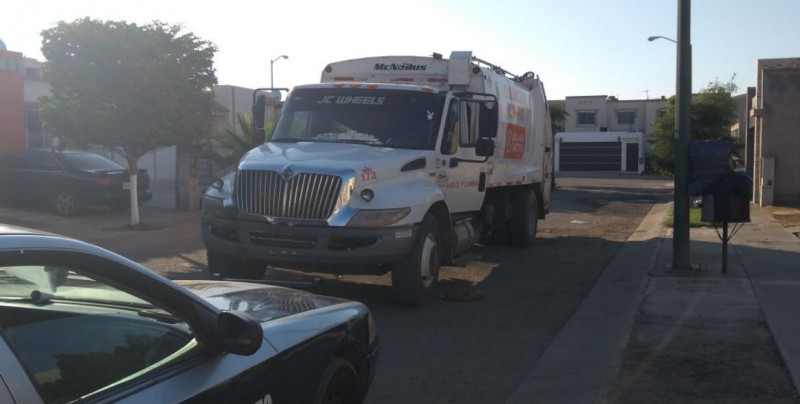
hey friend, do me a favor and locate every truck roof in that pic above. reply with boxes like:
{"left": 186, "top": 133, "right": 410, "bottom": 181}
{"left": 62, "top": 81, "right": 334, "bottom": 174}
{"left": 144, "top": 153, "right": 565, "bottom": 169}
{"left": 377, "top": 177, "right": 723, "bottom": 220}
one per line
{"left": 292, "top": 82, "right": 442, "bottom": 93}
{"left": 320, "top": 52, "right": 473, "bottom": 88}
{"left": 320, "top": 51, "right": 540, "bottom": 92}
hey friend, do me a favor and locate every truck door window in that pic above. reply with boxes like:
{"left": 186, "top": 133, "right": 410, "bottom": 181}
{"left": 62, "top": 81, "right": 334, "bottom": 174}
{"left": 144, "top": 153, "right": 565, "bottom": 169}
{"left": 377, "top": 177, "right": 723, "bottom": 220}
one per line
{"left": 479, "top": 101, "right": 498, "bottom": 138}
{"left": 459, "top": 103, "right": 479, "bottom": 147}
{"left": 441, "top": 99, "right": 460, "bottom": 155}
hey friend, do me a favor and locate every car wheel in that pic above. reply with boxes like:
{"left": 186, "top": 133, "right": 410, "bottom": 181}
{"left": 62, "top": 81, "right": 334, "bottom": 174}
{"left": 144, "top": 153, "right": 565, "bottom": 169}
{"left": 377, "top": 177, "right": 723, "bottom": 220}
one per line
{"left": 54, "top": 190, "right": 80, "bottom": 216}
{"left": 509, "top": 189, "right": 539, "bottom": 247}
{"left": 206, "top": 250, "right": 265, "bottom": 280}
{"left": 313, "top": 357, "right": 361, "bottom": 404}
{"left": 391, "top": 213, "right": 440, "bottom": 307}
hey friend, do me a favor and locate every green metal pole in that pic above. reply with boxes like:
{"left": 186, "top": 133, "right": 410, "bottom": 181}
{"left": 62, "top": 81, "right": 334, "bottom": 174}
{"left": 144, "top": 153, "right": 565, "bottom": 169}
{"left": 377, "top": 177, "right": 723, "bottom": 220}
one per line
{"left": 673, "top": 0, "right": 692, "bottom": 270}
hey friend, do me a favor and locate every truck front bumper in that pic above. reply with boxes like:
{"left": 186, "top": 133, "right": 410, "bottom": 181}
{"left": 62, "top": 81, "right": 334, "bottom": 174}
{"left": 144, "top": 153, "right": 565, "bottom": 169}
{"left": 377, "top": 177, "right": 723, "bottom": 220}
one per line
{"left": 201, "top": 214, "right": 418, "bottom": 273}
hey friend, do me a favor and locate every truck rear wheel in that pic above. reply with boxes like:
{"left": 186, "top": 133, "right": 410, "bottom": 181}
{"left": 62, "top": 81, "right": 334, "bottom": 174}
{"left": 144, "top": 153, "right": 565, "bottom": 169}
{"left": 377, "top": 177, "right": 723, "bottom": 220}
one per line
{"left": 207, "top": 250, "right": 265, "bottom": 280}
{"left": 391, "top": 214, "right": 441, "bottom": 307}
{"left": 509, "top": 189, "right": 539, "bottom": 247}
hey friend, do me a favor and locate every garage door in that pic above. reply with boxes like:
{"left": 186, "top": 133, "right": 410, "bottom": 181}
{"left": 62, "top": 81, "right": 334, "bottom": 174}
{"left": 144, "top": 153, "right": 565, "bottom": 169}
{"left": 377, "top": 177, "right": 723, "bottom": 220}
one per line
{"left": 559, "top": 141, "right": 621, "bottom": 171}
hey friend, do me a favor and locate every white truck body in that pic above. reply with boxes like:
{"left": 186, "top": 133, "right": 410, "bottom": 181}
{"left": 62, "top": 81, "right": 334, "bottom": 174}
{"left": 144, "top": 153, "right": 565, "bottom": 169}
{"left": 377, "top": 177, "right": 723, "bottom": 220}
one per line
{"left": 202, "top": 51, "right": 554, "bottom": 306}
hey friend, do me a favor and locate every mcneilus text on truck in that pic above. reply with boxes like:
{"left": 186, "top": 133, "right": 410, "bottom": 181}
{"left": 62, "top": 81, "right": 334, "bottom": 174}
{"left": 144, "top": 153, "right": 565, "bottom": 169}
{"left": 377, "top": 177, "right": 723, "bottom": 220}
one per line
{"left": 201, "top": 51, "right": 554, "bottom": 306}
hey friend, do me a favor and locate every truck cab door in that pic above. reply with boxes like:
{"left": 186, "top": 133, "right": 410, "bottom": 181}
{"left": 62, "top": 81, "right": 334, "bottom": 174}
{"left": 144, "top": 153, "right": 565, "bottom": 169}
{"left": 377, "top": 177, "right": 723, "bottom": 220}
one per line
{"left": 438, "top": 97, "right": 486, "bottom": 213}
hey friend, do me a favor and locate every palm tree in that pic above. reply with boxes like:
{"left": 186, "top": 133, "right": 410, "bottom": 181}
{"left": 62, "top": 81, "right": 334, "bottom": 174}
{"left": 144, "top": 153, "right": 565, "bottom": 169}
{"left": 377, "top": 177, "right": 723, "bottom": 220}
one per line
{"left": 205, "top": 113, "right": 275, "bottom": 172}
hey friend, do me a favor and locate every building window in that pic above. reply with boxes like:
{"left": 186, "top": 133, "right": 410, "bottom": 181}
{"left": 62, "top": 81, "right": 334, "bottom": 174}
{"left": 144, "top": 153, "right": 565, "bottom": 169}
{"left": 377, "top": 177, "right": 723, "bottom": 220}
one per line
{"left": 616, "top": 110, "right": 636, "bottom": 125}
{"left": 576, "top": 111, "right": 596, "bottom": 126}
{"left": 656, "top": 108, "right": 667, "bottom": 117}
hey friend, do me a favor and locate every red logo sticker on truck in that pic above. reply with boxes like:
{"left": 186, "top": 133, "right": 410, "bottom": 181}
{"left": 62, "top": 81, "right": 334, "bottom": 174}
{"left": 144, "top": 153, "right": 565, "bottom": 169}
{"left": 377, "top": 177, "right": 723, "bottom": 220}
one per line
{"left": 361, "top": 167, "right": 378, "bottom": 181}
{"left": 504, "top": 124, "right": 526, "bottom": 159}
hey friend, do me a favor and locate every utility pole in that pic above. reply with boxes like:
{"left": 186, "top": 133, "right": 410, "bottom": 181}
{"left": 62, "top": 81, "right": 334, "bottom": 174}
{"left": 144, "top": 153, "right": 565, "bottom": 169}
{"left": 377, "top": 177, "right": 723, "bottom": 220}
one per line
{"left": 673, "top": 0, "right": 692, "bottom": 270}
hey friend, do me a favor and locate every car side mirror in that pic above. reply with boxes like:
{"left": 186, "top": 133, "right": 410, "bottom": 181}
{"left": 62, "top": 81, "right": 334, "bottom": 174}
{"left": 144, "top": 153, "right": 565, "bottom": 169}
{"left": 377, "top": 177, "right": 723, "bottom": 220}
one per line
{"left": 476, "top": 138, "right": 495, "bottom": 157}
{"left": 217, "top": 310, "right": 263, "bottom": 356}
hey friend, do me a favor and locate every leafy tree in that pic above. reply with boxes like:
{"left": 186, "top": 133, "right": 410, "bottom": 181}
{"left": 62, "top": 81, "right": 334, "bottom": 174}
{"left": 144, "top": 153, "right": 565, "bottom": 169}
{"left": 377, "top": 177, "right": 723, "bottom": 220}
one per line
{"left": 647, "top": 77, "right": 739, "bottom": 176}
{"left": 39, "top": 18, "right": 217, "bottom": 225}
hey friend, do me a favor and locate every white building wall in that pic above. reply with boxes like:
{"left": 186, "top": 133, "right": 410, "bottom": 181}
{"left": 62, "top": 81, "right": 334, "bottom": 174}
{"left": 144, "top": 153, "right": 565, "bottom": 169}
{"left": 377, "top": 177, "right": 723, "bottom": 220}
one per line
{"left": 23, "top": 80, "right": 49, "bottom": 103}
{"left": 214, "top": 85, "right": 255, "bottom": 133}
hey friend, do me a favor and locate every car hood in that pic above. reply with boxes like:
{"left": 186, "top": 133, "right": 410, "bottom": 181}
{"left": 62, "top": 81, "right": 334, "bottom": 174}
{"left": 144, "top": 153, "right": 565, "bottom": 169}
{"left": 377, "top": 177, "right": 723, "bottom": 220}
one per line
{"left": 175, "top": 280, "right": 348, "bottom": 322}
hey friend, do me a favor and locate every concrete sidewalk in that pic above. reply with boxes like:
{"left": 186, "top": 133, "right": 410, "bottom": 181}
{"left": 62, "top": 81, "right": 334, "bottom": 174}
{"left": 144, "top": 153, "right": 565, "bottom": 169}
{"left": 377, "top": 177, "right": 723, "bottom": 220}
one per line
{"left": 506, "top": 204, "right": 800, "bottom": 403}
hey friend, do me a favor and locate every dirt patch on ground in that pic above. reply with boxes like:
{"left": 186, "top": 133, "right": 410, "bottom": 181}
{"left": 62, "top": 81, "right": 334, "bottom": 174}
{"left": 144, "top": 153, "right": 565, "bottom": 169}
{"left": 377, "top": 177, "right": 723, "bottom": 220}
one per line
{"left": 609, "top": 278, "right": 799, "bottom": 404}
{"left": 763, "top": 205, "right": 800, "bottom": 229}
{"left": 611, "top": 314, "right": 798, "bottom": 404}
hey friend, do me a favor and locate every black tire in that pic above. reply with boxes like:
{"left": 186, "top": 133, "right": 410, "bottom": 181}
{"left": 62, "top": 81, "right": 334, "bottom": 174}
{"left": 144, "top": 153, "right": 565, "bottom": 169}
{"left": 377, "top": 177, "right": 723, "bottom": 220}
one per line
{"left": 509, "top": 189, "right": 539, "bottom": 248}
{"left": 54, "top": 190, "right": 80, "bottom": 216}
{"left": 207, "top": 250, "right": 265, "bottom": 280}
{"left": 488, "top": 222, "right": 512, "bottom": 245}
{"left": 313, "top": 357, "right": 362, "bottom": 404}
{"left": 391, "top": 214, "right": 441, "bottom": 307}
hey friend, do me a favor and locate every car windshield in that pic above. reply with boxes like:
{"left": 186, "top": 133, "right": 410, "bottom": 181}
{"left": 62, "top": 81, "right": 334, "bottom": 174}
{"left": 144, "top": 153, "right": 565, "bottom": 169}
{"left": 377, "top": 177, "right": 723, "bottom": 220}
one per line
{"left": 0, "top": 265, "right": 151, "bottom": 307}
{"left": 271, "top": 88, "right": 445, "bottom": 150}
{"left": 61, "top": 153, "right": 126, "bottom": 172}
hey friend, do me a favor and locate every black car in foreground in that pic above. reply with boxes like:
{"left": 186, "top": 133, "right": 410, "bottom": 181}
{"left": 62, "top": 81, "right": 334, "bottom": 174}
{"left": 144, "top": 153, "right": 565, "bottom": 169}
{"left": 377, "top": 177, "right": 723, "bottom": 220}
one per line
{"left": 0, "top": 225, "right": 379, "bottom": 403}
{"left": 0, "top": 149, "right": 153, "bottom": 215}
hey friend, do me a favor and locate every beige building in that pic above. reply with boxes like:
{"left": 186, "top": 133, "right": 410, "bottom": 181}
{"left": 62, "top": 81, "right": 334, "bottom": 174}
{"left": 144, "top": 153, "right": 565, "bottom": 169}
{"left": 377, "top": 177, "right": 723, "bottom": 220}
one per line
{"left": 548, "top": 95, "right": 667, "bottom": 173}
{"left": 750, "top": 58, "right": 800, "bottom": 206}
{"left": 563, "top": 95, "right": 667, "bottom": 142}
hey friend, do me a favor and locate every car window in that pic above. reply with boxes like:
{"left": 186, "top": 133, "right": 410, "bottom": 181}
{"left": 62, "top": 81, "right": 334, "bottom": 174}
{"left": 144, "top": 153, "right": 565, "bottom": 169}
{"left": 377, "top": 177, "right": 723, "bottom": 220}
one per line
{"left": 0, "top": 265, "right": 194, "bottom": 404}
{"left": 61, "top": 153, "right": 126, "bottom": 172}
{"left": 22, "top": 151, "right": 62, "bottom": 171}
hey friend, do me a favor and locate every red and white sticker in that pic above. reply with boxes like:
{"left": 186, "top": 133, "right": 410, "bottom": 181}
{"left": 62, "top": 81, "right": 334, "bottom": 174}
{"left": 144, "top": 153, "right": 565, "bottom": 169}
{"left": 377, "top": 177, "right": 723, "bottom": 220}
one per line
{"left": 504, "top": 124, "right": 526, "bottom": 159}
{"left": 361, "top": 167, "right": 378, "bottom": 181}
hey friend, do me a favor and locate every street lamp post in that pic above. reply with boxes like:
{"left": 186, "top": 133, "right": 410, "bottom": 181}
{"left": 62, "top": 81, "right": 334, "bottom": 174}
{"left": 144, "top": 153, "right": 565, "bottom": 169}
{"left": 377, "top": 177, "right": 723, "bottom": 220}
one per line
{"left": 648, "top": 35, "right": 677, "bottom": 44}
{"left": 647, "top": 0, "right": 692, "bottom": 270}
{"left": 270, "top": 55, "right": 289, "bottom": 89}
{"left": 673, "top": 0, "right": 693, "bottom": 270}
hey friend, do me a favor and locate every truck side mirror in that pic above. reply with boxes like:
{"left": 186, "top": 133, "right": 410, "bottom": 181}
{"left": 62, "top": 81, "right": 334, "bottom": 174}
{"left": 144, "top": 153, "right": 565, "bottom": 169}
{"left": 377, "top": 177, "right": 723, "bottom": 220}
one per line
{"left": 476, "top": 138, "right": 494, "bottom": 157}
{"left": 253, "top": 94, "right": 267, "bottom": 145}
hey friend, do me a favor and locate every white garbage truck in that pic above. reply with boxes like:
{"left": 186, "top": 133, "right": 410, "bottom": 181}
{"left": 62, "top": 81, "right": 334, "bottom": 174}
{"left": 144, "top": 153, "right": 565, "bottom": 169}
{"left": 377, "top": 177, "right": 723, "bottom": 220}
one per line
{"left": 201, "top": 51, "right": 554, "bottom": 306}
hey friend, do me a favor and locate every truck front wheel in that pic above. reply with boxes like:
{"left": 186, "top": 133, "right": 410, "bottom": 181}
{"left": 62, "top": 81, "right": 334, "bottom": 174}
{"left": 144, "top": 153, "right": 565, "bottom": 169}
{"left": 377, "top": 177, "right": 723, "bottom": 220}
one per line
{"left": 207, "top": 250, "right": 265, "bottom": 280}
{"left": 391, "top": 214, "right": 441, "bottom": 306}
{"left": 510, "top": 189, "right": 539, "bottom": 247}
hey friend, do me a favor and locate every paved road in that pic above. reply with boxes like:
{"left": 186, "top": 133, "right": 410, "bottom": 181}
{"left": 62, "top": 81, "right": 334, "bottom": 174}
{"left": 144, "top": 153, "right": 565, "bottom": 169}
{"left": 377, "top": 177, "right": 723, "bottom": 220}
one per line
{"left": 0, "top": 174, "right": 673, "bottom": 403}
{"left": 353, "top": 174, "right": 673, "bottom": 404}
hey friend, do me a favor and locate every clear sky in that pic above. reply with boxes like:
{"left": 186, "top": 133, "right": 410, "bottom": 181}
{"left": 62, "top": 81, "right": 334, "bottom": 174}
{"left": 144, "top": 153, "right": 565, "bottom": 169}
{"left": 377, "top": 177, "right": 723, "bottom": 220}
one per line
{"left": 2, "top": 0, "right": 798, "bottom": 100}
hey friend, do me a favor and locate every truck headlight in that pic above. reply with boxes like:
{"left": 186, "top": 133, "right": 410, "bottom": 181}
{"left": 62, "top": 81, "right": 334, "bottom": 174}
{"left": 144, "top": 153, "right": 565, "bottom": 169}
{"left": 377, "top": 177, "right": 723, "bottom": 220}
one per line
{"left": 347, "top": 208, "right": 410, "bottom": 227}
{"left": 203, "top": 173, "right": 236, "bottom": 216}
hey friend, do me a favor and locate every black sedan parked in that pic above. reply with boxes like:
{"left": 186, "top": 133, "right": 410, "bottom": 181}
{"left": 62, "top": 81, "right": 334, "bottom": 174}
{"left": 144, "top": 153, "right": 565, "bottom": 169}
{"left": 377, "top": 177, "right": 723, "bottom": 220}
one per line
{"left": 0, "top": 149, "right": 153, "bottom": 215}
{"left": 0, "top": 225, "right": 379, "bottom": 404}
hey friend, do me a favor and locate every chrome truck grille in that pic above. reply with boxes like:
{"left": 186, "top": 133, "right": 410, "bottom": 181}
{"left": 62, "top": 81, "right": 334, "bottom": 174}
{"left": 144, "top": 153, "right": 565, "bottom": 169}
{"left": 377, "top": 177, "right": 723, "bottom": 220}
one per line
{"left": 235, "top": 170, "right": 343, "bottom": 219}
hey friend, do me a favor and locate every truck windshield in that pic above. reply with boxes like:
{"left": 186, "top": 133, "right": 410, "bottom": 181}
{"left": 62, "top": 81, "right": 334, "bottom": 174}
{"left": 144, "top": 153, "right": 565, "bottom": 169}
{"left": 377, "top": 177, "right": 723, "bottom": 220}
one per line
{"left": 272, "top": 88, "right": 445, "bottom": 150}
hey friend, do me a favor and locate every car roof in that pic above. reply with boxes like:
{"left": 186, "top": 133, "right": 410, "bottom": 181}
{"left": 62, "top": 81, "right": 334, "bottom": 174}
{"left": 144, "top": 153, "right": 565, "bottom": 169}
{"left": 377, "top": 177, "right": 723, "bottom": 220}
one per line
{"left": 0, "top": 224, "right": 107, "bottom": 254}
{"left": 0, "top": 224, "right": 45, "bottom": 236}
